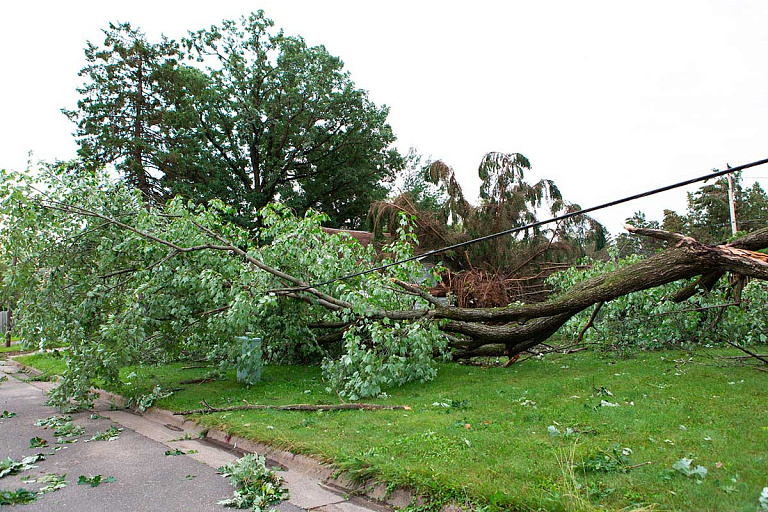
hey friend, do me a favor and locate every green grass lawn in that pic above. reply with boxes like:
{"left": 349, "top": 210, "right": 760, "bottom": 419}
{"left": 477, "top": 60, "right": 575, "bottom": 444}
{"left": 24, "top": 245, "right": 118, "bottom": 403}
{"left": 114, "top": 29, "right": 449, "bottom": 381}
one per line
{"left": 15, "top": 348, "right": 768, "bottom": 511}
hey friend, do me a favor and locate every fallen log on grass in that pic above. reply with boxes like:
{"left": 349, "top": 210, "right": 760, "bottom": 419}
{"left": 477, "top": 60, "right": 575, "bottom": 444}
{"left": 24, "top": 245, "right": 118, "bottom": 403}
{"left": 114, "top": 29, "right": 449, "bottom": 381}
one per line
{"left": 179, "top": 378, "right": 219, "bottom": 384}
{"left": 174, "top": 399, "right": 411, "bottom": 415}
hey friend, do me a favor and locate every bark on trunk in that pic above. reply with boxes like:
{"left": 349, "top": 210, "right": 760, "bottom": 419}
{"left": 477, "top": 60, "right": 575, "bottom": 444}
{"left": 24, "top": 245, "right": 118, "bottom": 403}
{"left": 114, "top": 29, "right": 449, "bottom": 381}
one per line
{"left": 132, "top": 58, "right": 151, "bottom": 200}
{"left": 425, "top": 226, "right": 768, "bottom": 357}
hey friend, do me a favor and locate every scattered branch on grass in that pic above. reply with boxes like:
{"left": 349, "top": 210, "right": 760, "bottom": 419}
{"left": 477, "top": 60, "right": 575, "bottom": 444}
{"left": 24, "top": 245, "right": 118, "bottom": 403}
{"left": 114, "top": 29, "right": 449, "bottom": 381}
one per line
{"left": 626, "top": 461, "right": 654, "bottom": 470}
{"left": 515, "top": 343, "right": 591, "bottom": 364}
{"left": 179, "top": 378, "right": 219, "bottom": 385}
{"left": 719, "top": 354, "right": 768, "bottom": 360}
{"left": 723, "top": 341, "right": 768, "bottom": 366}
{"left": 174, "top": 398, "right": 412, "bottom": 416}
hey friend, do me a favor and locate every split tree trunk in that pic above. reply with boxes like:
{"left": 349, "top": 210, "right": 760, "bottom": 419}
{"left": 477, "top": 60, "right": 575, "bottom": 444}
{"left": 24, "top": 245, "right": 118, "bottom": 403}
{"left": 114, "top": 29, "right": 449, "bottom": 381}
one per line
{"left": 428, "top": 226, "right": 768, "bottom": 358}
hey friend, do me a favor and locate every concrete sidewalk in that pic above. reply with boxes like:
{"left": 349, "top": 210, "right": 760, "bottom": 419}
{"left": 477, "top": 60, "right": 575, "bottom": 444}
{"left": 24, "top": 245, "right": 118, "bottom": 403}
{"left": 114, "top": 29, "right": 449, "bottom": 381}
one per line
{"left": 0, "top": 359, "right": 392, "bottom": 512}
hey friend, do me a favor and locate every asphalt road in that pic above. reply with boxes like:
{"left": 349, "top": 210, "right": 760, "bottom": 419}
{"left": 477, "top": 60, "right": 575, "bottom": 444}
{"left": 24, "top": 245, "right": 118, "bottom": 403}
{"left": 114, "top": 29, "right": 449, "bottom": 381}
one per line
{"left": 0, "top": 364, "right": 238, "bottom": 511}
{"left": 0, "top": 356, "right": 388, "bottom": 512}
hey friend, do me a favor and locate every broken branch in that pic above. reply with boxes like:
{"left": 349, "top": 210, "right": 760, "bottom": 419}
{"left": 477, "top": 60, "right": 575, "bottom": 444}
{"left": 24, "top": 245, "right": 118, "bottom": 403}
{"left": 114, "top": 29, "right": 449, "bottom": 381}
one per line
{"left": 174, "top": 401, "right": 412, "bottom": 415}
{"left": 723, "top": 340, "right": 768, "bottom": 366}
{"left": 577, "top": 301, "right": 604, "bottom": 342}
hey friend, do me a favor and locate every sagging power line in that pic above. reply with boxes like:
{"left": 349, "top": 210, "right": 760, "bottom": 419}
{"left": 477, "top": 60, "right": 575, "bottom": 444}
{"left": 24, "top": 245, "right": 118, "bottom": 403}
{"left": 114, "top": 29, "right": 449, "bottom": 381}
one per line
{"left": 275, "top": 157, "right": 768, "bottom": 294}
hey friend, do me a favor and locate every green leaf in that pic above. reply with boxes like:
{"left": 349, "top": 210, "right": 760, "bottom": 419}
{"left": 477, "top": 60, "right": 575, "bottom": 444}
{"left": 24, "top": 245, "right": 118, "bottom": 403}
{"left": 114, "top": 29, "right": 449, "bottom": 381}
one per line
{"left": 0, "top": 488, "right": 37, "bottom": 505}
{"left": 38, "top": 473, "right": 67, "bottom": 494}
{"left": 88, "top": 426, "right": 122, "bottom": 442}
{"left": 77, "top": 474, "right": 114, "bottom": 487}
{"left": 672, "top": 457, "right": 707, "bottom": 479}
{"left": 0, "top": 454, "right": 45, "bottom": 478}
{"left": 217, "top": 454, "right": 288, "bottom": 509}
{"left": 28, "top": 437, "right": 48, "bottom": 449}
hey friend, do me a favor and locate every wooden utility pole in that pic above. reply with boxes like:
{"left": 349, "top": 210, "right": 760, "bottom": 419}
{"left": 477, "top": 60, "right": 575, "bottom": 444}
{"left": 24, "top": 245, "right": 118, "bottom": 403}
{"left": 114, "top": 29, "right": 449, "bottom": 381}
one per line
{"left": 726, "top": 165, "right": 738, "bottom": 236}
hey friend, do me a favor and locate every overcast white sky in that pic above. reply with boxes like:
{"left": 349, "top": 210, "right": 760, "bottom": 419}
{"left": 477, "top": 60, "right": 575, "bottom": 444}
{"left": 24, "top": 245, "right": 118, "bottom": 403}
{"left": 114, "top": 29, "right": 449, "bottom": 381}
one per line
{"left": 2, "top": 1, "right": 767, "bottom": 234}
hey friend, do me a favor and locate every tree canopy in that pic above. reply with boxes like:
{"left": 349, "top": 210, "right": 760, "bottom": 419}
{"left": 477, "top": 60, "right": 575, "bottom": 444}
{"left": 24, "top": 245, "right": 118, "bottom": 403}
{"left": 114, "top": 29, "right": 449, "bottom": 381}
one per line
{"left": 62, "top": 22, "right": 182, "bottom": 200}
{"left": 683, "top": 172, "right": 768, "bottom": 242}
{"left": 65, "top": 12, "right": 403, "bottom": 228}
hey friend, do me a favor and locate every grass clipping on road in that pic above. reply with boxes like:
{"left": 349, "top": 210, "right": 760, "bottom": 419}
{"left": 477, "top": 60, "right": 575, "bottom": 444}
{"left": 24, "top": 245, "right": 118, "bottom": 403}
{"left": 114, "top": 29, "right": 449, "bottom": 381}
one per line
{"left": 16, "top": 347, "right": 768, "bottom": 511}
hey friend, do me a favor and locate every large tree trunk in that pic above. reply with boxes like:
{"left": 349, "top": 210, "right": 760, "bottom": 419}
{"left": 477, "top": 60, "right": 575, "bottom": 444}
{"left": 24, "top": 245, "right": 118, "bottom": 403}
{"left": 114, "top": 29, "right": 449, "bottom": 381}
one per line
{"left": 429, "top": 226, "right": 768, "bottom": 357}
{"left": 132, "top": 58, "right": 152, "bottom": 200}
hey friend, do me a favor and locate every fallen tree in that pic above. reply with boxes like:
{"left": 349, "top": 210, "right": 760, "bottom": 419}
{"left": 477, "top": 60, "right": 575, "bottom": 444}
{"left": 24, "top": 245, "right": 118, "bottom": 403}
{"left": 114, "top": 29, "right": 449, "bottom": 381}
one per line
{"left": 432, "top": 226, "right": 768, "bottom": 358}
{"left": 2, "top": 166, "right": 767, "bottom": 402}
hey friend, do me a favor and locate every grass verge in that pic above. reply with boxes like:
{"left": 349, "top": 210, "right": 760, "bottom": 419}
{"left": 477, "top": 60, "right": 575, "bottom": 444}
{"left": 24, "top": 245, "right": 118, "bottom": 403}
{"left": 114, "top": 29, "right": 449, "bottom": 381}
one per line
{"left": 15, "top": 348, "right": 768, "bottom": 511}
{"left": 0, "top": 337, "right": 26, "bottom": 354}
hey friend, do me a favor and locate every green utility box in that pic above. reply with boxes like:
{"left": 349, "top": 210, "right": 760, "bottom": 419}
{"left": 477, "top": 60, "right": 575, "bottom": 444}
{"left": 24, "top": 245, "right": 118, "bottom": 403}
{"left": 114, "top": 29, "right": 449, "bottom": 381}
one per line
{"left": 234, "top": 335, "right": 263, "bottom": 385}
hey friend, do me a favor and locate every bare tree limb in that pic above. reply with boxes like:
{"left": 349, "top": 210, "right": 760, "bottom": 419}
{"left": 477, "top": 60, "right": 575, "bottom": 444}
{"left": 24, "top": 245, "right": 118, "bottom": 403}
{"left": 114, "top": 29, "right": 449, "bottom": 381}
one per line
{"left": 577, "top": 301, "right": 604, "bottom": 342}
{"left": 392, "top": 279, "right": 445, "bottom": 308}
{"left": 723, "top": 340, "right": 768, "bottom": 366}
{"left": 174, "top": 399, "right": 412, "bottom": 415}
{"left": 671, "top": 271, "right": 724, "bottom": 303}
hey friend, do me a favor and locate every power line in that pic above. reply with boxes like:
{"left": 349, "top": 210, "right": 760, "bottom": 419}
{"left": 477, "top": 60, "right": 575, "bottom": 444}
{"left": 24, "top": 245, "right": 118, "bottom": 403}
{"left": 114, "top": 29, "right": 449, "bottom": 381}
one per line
{"left": 690, "top": 218, "right": 768, "bottom": 228}
{"left": 277, "top": 157, "right": 768, "bottom": 294}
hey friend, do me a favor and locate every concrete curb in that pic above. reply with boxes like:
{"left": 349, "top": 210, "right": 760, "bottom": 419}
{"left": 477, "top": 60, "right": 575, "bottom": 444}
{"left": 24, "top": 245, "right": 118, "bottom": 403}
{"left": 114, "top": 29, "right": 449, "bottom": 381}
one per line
{"left": 6, "top": 356, "right": 420, "bottom": 511}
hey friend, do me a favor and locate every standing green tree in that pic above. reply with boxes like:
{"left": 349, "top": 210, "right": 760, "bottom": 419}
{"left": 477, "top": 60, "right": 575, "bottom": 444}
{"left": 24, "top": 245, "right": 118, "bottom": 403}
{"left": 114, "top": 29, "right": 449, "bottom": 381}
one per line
{"left": 680, "top": 172, "right": 768, "bottom": 243}
{"left": 65, "top": 12, "right": 403, "bottom": 228}
{"left": 63, "top": 22, "right": 185, "bottom": 200}
{"left": 684, "top": 172, "right": 740, "bottom": 243}
{"left": 181, "top": 11, "right": 402, "bottom": 227}
{"left": 738, "top": 181, "right": 768, "bottom": 234}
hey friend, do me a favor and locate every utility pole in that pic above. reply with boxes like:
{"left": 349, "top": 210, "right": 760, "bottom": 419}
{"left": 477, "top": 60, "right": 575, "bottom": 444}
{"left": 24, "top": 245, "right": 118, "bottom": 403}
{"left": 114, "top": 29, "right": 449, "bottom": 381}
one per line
{"left": 726, "top": 164, "right": 738, "bottom": 236}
